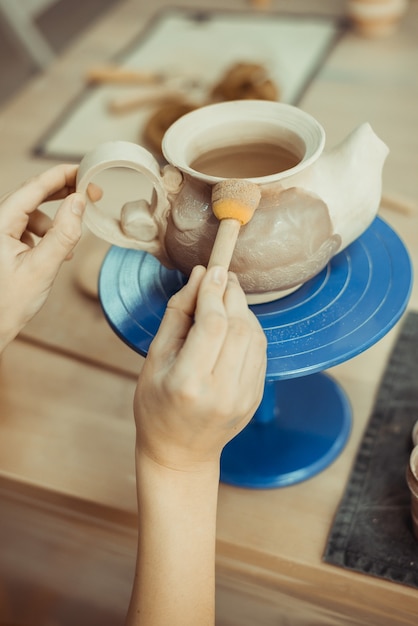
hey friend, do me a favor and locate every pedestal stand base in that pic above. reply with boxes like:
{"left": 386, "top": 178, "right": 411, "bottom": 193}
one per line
{"left": 99, "top": 217, "right": 412, "bottom": 488}
{"left": 221, "top": 373, "right": 351, "bottom": 488}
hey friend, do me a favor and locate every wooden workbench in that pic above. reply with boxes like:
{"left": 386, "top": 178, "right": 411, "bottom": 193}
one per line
{"left": 0, "top": 1, "right": 417, "bottom": 624}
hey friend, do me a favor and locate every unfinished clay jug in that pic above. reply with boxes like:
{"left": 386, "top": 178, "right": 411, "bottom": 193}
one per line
{"left": 76, "top": 100, "right": 389, "bottom": 303}
{"left": 407, "top": 444, "right": 418, "bottom": 541}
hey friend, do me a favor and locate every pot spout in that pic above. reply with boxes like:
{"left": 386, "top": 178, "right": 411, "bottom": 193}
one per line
{"left": 283, "top": 122, "right": 389, "bottom": 252}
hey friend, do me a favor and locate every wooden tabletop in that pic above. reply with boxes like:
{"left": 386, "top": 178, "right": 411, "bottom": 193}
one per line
{"left": 0, "top": 1, "right": 417, "bottom": 624}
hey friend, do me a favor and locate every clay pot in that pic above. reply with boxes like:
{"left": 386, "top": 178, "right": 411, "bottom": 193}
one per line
{"left": 406, "top": 445, "right": 418, "bottom": 541}
{"left": 77, "top": 100, "right": 388, "bottom": 303}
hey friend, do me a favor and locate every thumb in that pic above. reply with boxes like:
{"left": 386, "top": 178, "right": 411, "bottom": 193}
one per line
{"left": 33, "top": 192, "right": 86, "bottom": 270}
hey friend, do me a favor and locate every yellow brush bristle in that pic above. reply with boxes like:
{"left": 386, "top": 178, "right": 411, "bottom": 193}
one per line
{"left": 211, "top": 179, "right": 261, "bottom": 225}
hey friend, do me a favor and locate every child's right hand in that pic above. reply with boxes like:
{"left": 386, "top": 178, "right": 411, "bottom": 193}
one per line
{"left": 133, "top": 264, "right": 267, "bottom": 472}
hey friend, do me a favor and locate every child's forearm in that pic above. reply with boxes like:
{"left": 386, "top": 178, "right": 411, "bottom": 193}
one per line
{"left": 125, "top": 450, "right": 220, "bottom": 626}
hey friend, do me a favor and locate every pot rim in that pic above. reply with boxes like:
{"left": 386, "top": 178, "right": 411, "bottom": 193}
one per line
{"left": 162, "top": 100, "right": 326, "bottom": 185}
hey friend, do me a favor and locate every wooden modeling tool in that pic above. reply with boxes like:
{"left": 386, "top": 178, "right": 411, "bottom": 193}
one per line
{"left": 250, "top": 0, "right": 272, "bottom": 9}
{"left": 85, "top": 65, "right": 162, "bottom": 85}
{"left": 108, "top": 89, "right": 187, "bottom": 114}
{"left": 208, "top": 179, "right": 261, "bottom": 269}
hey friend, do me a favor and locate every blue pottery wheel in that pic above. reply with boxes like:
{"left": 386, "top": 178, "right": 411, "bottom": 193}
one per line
{"left": 99, "top": 217, "right": 412, "bottom": 488}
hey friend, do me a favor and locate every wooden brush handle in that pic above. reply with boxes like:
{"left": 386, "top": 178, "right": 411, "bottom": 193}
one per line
{"left": 208, "top": 218, "right": 241, "bottom": 269}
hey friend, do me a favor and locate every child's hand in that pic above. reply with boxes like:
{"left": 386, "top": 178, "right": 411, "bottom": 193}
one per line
{"left": 133, "top": 265, "right": 267, "bottom": 471}
{"left": 0, "top": 164, "right": 99, "bottom": 352}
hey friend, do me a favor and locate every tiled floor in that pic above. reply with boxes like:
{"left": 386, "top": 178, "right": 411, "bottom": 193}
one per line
{"left": 0, "top": 0, "right": 118, "bottom": 107}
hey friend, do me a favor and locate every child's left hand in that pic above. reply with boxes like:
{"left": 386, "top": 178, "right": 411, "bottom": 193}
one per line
{"left": 0, "top": 164, "right": 99, "bottom": 352}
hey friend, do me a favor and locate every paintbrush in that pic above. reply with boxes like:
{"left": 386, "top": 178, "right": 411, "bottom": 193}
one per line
{"left": 208, "top": 179, "right": 261, "bottom": 269}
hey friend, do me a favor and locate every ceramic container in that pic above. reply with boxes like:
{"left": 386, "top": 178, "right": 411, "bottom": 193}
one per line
{"left": 77, "top": 100, "right": 388, "bottom": 303}
{"left": 406, "top": 444, "right": 418, "bottom": 541}
{"left": 347, "top": 0, "right": 409, "bottom": 37}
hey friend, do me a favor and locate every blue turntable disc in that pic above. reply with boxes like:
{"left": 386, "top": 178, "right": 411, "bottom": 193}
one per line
{"left": 99, "top": 217, "right": 412, "bottom": 488}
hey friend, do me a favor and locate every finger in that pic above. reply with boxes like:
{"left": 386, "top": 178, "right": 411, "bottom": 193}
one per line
{"left": 27, "top": 209, "right": 52, "bottom": 238}
{"left": 87, "top": 182, "right": 103, "bottom": 202}
{"left": 0, "top": 164, "right": 78, "bottom": 238}
{"left": 212, "top": 273, "right": 255, "bottom": 381}
{"left": 20, "top": 230, "right": 36, "bottom": 249}
{"left": 215, "top": 274, "right": 267, "bottom": 394}
{"left": 173, "top": 265, "right": 229, "bottom": 378}
{"left": 237, "top": 312, "right": 267, "bottom": 398}
{"left": 147, "top": 265, "right": 206, "bottom": 362}
{"left": 23, "top": 171, "right": 101, "bottom": 207}
{"left": 223, "top": 328, "right": 266, "bottom": 432}
{"left": 29, "top": 192, "right": 86, "bottom": 274}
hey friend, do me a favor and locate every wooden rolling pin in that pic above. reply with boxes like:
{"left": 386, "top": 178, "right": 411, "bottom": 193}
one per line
{"left": 208, "top": 179, "right": 261, "bottom": 269}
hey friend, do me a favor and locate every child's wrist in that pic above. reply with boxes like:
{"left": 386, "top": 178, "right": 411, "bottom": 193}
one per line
{"left": 135, "top": 445, "right": 221, "bottom": 482}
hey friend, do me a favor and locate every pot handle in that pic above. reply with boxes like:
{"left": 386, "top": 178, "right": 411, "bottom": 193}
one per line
{"left": 77, "top": 140, "right": 180, "bottom": 252}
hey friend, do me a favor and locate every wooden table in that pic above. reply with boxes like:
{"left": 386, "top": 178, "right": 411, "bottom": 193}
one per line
{"left": 0, "top": 1, "right": 417, "bottom": 624}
